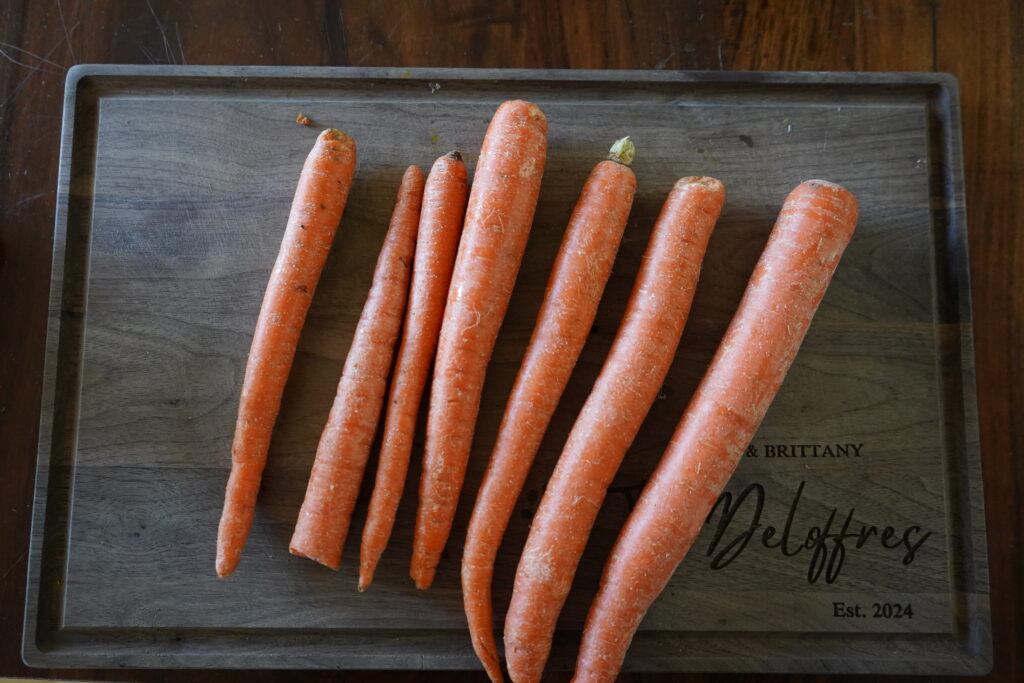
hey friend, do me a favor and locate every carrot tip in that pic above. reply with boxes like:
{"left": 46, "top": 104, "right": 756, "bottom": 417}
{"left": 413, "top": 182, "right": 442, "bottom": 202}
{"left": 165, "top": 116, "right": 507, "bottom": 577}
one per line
{"left": 608, "top": 136, "right": 636, "bottom": 166}
{"left": 215, "top": 555, "right": 236, "bottom": 578}
{"left": 445, "top": 150, "right": 463, "bottom": 162}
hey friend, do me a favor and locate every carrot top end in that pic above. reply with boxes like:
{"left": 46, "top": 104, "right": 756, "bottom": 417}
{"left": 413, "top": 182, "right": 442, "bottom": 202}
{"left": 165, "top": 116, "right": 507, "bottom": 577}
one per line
{"left": 608, "top": 136, "right": 636, "bottom": 166}
{"left": 802, "top": 178, "right": 846, "bottom": 190}
{"left": 676, "top": 176, "right": 725, "bottom": 193}
{"left": 445, "top": 150, "right": 463, "bottom": 162}
{"left": 799, "top": 179, "right": 859, "bottom": 214}
{"left": 323, "top": 128, "right": 352, "bottom": 142}
{"left": 501, "top": 99, "right": 547, "bottom": 125}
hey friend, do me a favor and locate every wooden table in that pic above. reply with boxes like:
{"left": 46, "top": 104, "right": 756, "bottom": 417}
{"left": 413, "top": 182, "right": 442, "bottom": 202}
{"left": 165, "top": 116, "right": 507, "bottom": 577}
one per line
{"left": 1, "top": 2, "right": 1019, "bottom": 681}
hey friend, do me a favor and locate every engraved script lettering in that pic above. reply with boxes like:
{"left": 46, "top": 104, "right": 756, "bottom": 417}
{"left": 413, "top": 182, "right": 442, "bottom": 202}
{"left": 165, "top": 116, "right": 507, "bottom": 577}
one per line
{"left": 704, "top": 480, "right": 933, "bottom": 584}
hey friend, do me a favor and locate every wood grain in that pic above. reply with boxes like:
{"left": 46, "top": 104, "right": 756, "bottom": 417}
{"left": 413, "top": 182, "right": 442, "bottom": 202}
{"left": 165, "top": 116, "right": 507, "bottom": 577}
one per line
{"left": 935, "top": 3, "right": 1024, "bottom": 682}
{"left": 20, "top": 67, "right": 985, "bottom": 676}
{"left": 0, "top": 1, "right": 1019, "bottom": 682}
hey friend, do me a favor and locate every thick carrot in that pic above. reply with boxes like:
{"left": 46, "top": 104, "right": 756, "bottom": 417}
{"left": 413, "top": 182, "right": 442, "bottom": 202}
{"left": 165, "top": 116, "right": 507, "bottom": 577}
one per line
{"left": 289, "top": 165, "right": 424, "bottom": 570}
{"left": 216, "top": 129, "right": 356, "bottom": 578}
{"left": 574, "top": 180, "right": 859, "bottom": 682}
{"left": 504, "top": 177, "right": 725, "bottom": 683}
{"left": 463, "top": 138, "right": 638, "bottom": 682}
{"left": 359, "top": 152, "right": 468, "bottom": 590}
{"left": 411, "top": 100, "right": 548, "bottom": 589}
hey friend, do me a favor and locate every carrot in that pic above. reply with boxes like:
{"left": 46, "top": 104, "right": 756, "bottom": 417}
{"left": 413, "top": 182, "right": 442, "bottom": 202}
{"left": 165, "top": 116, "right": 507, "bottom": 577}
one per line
{"left": 216, "top": 129, "right": 356, "bottom": 578}
{"left": 410, "top": 100, "right": 548, "bottom": 590}
{"left": 358, "top": 151, "right": 468, "bottom": 590}
{"left": 462, "top": 138, "right": 638, "bottom": 682}
{"left": 504, "top": 177, "right": 726, "bottom": 683}
{"left": 289, "top": 165, "right": 424, "bottom": 570}
{"left": 573, "top": 180, "right": 859, "bottom": 682}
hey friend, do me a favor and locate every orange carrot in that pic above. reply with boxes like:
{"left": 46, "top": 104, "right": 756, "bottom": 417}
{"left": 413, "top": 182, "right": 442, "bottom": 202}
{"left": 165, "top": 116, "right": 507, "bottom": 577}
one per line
{"left": 411, "top": 100, "right": 548, "bottom": 590}
{"left": 216, "top": 129, "right": 356, "bottom": 578}
{"left": 359, "top": 152, "right": 469, "bottom": 590}
{"left": 289, "top": 166, "right": 424, "bottom": 570}
{"left": 504, "top": 177, "right": 726, "bottom": 683}
{"left": 574, "top": 180, "right": 859, "bottom": 682}
{"left": 463, "top": 138, "right": 638, "bottom": 681}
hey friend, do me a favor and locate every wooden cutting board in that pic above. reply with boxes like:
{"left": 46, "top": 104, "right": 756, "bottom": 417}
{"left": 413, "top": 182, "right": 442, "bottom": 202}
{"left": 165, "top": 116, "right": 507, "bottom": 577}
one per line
{"left": 24, "top": 66, "right": 990, "bottom": 674}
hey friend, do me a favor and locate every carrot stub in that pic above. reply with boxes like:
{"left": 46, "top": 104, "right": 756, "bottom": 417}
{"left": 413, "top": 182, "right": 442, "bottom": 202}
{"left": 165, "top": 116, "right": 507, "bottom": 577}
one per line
{"left": 504, "top": 177, "right": 726, "bottom": 683}
{"left": 359, "top": 151, "right": 468, "bottom": 590}
{"left": 289, "top": 165, "right": 424, "bottom": 571}
{"left": 411, "top": 100, "right": 548, "bottom": 589}
{"left": 462, "top": 138, "right": 637, "bottom": 682}
{"left": 573, "top": 180, "right": 858, "bottom": 683}
{"left": 216, "top": 129, "right": 357, "bottom": 578}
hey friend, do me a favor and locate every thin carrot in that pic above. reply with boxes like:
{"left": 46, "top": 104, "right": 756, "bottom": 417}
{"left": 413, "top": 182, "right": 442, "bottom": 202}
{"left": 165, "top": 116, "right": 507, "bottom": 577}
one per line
{"left": 289, "top": 166, "right": 424, "bottom": 570}
{"left": 411, "top": 100, "right": 548, "bottom": 590}
{"left": 573, "top": 180, "right": 859, "bottom": 683}
{"left": 216, "top": 129, "right": 357, "bottom": 578}
{"left": 463, "top": 138, "right": 638, "bottom": 682}
{"left": 504, "top": 177, "right": 726, "bottom": 683}
{"left": 359, "top": 151, "right": 469, "bottom": 590}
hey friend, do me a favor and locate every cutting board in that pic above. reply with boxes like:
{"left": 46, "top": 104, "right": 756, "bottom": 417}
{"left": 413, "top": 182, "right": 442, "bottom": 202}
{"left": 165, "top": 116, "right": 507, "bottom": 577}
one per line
{"left": 24, "top": 66, "right": 990, "bottom": 674}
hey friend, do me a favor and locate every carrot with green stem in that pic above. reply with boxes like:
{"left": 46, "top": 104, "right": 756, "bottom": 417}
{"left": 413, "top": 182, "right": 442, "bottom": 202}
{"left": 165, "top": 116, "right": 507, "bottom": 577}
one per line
{"left": 359, "top": 152, "right": 468, "bottom": 590}
{"left": 411, "top": 100, "right": 548, "bottom": 590}
{"left": 462, "top": 138, "right": 638, "bottom": 681}
{"left": 216, "top": 129, "right": 356, "bottom": 578}
{"left": 504, "top": 177, "right": 726, "bottom": 683}
{"left": 289, "top": 165, "right": 424, "bottom": 570}
{"left": 574, "top": 180, "right": 858, "bottom": 683}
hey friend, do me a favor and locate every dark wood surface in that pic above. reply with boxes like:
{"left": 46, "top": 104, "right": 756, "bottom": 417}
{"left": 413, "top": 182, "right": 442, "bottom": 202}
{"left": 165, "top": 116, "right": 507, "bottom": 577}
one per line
{"left": 23, "top": 67, "right": 987, "bottom": 673}
{"left": 0, "top": 2, "right": 1018, "bottom": 682}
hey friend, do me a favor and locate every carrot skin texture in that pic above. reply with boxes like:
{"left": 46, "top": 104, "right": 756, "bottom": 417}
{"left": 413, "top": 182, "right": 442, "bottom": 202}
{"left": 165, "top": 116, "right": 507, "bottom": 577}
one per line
{"left": 573, "top": 180, "right": 859, "bottom": 683}
{"left": 216, "top": 129, "right": 356, "bottom": 578}
{"left": 359, "top": 153, "right": 468, "bottom": 590}
{"left": 462, "top": 158, "right": 636, "bottom": 681}
{"left": 411, "top": 100, "right": 548, "bottom": 589}
{"left": 289, "top": 166, "right": 424, "bottom": 570}
{"left": 504, "top": 178, "right": 726, "bottom": 683}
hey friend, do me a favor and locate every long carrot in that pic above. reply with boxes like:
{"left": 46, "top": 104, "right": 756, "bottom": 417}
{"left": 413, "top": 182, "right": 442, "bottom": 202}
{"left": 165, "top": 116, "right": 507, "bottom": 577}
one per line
{"left": 216, "top": 129, "right": 357, "bottom": 578}
{"left": 463, "top": 138, "right": 638, "bottom": 681}
{"left": 411, "top": 100, "right": 548, "bottom": 589}
{"left": 289, "top": 165, "right": 424, "bottom": 570}
{"left": 359, "top": 152, "right": 469, "bottom": 590}
{"left": 574, "top": 180, "right": 859, "bottom": 682}
{"left": 503, "top": 177, "right": 726, "bottom": 683}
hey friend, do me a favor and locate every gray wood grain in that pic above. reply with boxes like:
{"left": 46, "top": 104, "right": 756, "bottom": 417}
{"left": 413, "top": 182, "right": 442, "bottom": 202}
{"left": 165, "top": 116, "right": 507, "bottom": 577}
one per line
{"left": 24, "top": 66, "right": 989, "bottom": 673}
